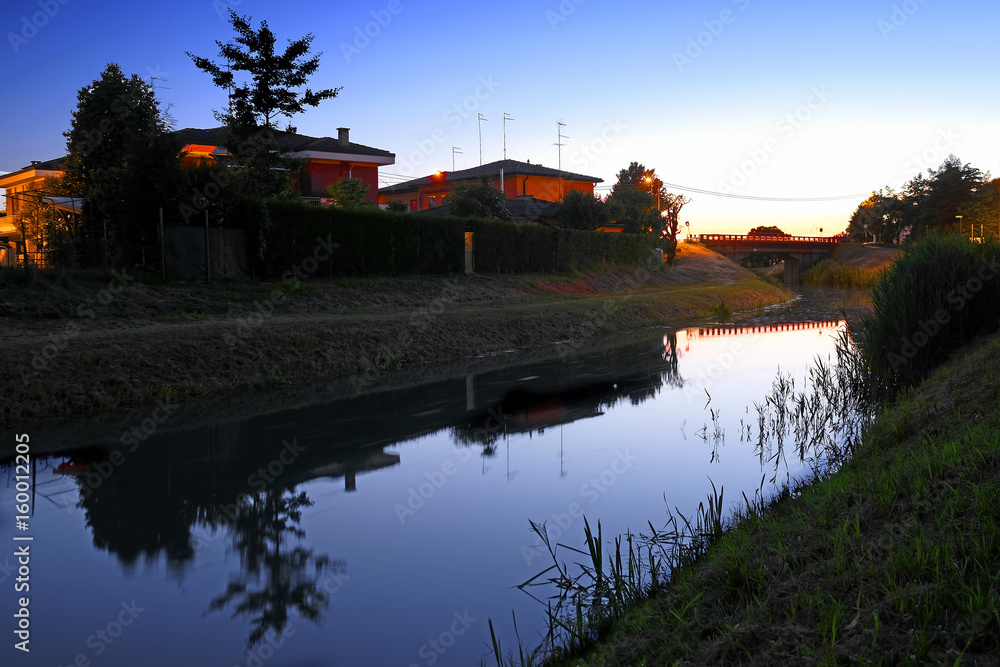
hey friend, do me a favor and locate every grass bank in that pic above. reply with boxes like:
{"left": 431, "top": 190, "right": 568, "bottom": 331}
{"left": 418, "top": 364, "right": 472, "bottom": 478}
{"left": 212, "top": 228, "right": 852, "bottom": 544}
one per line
{"left": 802, "top": 243, "right": 901, "bottom": 288}
{"left": 0, "top": 243, "right": 789, "bottom": 427}
{"left": 548, "top": 329, "right": 1000, "bottom": 665}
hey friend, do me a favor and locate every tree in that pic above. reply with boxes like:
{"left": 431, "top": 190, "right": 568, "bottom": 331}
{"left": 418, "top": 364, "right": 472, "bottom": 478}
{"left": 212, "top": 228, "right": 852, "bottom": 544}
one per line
{"left": 325, "top": 178, "right": 373, "bottom": 209}
{"left": 605, "top": 162, "right": 659, "bottom": 234}
{"left": 63, "top": 63, "right": 183, "bottom": 268}
{"left": 386, "top": 200, "right": 408, "bottom": 213}
{"left": 187, "top": 10, "right": 340, "bottom": 197}
{"left": 748, "top": 225, "right": 788, "bottom": 236}
{"left": 960, "top": 177, "right": 1000, "bottom": 240}
{"left": 449, "top": 176, "right": 511, "bottom": 220}
{"left": 555, "top": 190, "right": 609, "bottom": 230}
{"left": 660, "top": 191, "right": 691, "bottom": 265}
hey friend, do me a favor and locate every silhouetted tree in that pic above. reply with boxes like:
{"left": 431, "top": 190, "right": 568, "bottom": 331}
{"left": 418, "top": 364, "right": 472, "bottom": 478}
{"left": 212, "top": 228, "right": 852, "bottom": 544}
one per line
{"left": 187, "top": 10, "right": 340, "bottom": 198}
{"left": 555, "top": 189, "right": 609, "bottom": 230}
{"left": 449, "top": 176, "right": 510, "bottom": 220}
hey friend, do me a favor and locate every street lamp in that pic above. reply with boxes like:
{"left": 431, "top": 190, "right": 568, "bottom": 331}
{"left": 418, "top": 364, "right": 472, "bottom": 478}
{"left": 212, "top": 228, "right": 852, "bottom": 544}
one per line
{"left": 956, "top": 215, "right": 964, "bottom": 240}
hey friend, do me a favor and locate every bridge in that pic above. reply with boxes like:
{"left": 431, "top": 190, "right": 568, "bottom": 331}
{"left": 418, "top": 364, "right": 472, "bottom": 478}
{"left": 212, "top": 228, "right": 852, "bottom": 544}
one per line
{"left": 696, "top": 234, "right": 846, "bottom": 283}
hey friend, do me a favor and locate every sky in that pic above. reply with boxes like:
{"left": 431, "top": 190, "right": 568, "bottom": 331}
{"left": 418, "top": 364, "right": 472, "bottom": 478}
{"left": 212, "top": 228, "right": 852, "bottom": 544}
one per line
{"left": 1, "top": 0, "right": 998, "bottom": 234}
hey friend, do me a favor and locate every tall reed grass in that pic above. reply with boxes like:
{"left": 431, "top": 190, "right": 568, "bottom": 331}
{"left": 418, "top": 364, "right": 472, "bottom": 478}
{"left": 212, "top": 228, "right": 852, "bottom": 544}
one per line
{"left": 801, "top": 259, "right": 885, "bottom": 289}
{"left": 855, "top": 234, "right": 1000, "bottom": 401}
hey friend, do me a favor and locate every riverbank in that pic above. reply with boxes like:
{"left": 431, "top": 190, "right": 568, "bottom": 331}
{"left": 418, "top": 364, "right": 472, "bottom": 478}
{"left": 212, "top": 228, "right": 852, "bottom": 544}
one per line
{"left": 549, "top": 328, "right": 1000, "bottom": 665}
{"left": 0, "top": 243, "right": 789, "bottom": 428}
{"left": 802, "top": 243, "right": 901, "bottom": 288}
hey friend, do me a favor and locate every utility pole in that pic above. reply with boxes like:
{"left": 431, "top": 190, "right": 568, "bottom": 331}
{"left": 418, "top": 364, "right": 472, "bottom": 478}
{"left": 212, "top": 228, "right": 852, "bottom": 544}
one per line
{"left": 451, "top": 147, "right": 462, "bottom": 171}
{"left": 477, "top": 114, "right": 488, "bottom": 165}
{"left": 503, "top": 113, "right": 514, "bottom": 161}
{"left": 554, "top": 122, "right": 567, "bottom": 199}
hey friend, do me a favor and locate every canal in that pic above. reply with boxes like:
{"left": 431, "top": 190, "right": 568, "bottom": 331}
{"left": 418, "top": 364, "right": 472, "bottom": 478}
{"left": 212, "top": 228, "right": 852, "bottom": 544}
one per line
{"left": 1, "top": 288, "right": 866, "bottom": 666}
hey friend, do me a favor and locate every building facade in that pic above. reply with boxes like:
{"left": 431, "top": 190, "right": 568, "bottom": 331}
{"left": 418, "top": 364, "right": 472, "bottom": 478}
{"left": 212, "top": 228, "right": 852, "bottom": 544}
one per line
{"left": 378, "top": 160, "right": 602, "bottom": 212}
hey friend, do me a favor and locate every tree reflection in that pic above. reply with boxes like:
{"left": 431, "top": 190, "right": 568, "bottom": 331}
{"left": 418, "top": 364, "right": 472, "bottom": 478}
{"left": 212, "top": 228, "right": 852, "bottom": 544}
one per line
{"left": 208, "top": 486, "right": 344, "bottom": 648}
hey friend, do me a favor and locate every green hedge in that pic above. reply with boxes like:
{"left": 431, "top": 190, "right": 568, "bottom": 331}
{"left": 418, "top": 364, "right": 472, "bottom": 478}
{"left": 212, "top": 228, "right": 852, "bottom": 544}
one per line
{"left": 470, "top": 220, "right": 661, "bottom": 273}
{"left": 238, "top": 200, "right": 662, "bottom": 278}
{"left": 241, "top": 200, "right": 465, "bottom": 278}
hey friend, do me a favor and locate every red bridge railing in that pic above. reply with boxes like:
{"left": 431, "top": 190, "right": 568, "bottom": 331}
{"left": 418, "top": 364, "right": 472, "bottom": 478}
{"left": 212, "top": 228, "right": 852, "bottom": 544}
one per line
{"left": 697, "top": 234, "right": 846, "bottom": 243}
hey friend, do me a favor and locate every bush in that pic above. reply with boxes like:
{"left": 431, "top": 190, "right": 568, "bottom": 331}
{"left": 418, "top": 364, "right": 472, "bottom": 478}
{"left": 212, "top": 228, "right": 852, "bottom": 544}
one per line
{"left": 856, "top": 234, "right": 1000, "bottom": 401}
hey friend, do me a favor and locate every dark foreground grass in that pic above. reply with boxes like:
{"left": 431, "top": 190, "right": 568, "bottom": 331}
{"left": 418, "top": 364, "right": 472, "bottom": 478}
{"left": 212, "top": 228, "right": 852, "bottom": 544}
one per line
{"left": 541, "top": 332, "right": 1000, "bottom": 666}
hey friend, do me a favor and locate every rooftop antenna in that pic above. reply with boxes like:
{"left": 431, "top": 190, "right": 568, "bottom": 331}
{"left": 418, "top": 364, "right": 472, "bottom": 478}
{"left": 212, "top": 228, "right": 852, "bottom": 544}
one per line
{"left": 451, "top": 146, "right": 462, "bottom": 171}
{"left": 503, "top": 112, "right": 514, "bottom": 161}
{"left": 555, "top": 122, "right": 568, "bottom": 199}
{"left": 477, "top": 114, "right": 488, "bottom": 165}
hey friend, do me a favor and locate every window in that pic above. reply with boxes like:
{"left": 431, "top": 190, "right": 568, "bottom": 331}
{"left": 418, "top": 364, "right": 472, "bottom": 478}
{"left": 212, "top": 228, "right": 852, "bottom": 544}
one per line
{"left": 409, "top": 199, "right": 417, "bottom": 211}
{"left": 428, "top": 196, "right": 436, "bottom": 208}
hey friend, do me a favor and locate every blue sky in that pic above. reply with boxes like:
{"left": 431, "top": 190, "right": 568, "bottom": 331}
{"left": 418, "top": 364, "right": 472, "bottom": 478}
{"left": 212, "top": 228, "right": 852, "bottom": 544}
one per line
{"left": 2, "top": 0, "right": 998, "bottom": 233}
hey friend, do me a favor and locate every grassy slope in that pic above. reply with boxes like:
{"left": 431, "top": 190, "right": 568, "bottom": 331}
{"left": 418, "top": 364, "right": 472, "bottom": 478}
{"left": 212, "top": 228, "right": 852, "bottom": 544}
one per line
{"left": 803, "top": 244, "right": 902, "bottom": 289}
{"left": 0, "top": 243, "right": 789, "bottom": 427}
{"left": 561, "top": 333, "right": 1000, "bottom": 666}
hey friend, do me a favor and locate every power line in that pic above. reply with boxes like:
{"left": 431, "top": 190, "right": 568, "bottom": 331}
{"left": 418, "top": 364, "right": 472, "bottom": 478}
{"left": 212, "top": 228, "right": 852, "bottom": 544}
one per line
{"left": 594, "top": 180, "right": 869, "bottom": 202}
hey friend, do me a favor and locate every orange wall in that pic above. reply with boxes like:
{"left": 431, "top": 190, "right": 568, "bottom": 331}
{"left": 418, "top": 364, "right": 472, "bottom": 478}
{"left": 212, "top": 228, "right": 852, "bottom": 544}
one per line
{"left": 378, "top": 174, "right": 595, "bottom": 211}
{"left": 304, "top": 161, "right": 380, "bottom": 201}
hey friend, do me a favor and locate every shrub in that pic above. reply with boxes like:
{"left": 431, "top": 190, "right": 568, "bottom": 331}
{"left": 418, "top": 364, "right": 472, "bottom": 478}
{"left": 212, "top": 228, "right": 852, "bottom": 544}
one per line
{"left": 856, "top": 234, "right": 1000, "bottom": 401}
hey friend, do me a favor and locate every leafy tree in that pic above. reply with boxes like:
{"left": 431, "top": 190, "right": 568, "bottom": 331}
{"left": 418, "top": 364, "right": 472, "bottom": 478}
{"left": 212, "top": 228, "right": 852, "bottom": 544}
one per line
{"left": 63, "top": 63, "right": 183, "bottom": 268}
{"left": 386, "top": 199, "right": 408, "bottom": 213}
{"left": 748, "top": 225, "right": 788, "bottom": 236}
{"left": 325, "top": 178, "right": 373, "bottom": 209}
{"left": 660, "top": 191, "right": 691, "bottom": 265}
{"left": 555, "top": 189, "right": 609, "bottom": 230}
{"left": 902, "top": 155, "right": 983, "bottom": 237}
{"left": 959, "top": 177, "right": 999, "bottom": 240}
{"left": 187, "top": 10, "right": 340, "bottom": 197}
{"left": 449, "top": 176, "right": 510, "bottom": 220}
{"left": 606, "top": 162, "right": 659, "bottom": 234}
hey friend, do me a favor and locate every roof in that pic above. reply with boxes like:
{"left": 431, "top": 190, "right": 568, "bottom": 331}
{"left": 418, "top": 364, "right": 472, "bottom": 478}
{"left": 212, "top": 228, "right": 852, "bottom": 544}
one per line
{"left": 1, "top": 157, "right": 66, "bottom": 181}
{"left": 172, "top": 127, "right": 395, "bottom": 159}
{"left": 379, "top": 159, "right": 603, "bottom": 194}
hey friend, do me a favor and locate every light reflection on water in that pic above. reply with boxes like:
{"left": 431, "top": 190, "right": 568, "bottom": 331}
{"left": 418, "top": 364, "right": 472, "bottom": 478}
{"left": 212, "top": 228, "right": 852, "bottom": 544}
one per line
{"left": 1, "top": 296, "right": 858, "bottom": 666}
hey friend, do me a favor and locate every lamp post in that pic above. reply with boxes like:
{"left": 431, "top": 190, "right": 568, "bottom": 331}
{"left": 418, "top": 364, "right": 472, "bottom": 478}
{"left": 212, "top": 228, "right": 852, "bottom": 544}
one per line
{"left": 956, "top": 215, "right": 964, "bottom": 240}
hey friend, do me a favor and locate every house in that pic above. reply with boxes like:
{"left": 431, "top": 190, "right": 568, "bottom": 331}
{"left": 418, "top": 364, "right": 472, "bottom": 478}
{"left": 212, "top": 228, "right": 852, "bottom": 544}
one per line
{"left": 378, "top": 159, "right": 602, "bottom": 212}
{"left": 173, "top": 126, "right": 395, "bottom": 202}
{"left": 0, "top": 127, "right": 395, "bottom": 262}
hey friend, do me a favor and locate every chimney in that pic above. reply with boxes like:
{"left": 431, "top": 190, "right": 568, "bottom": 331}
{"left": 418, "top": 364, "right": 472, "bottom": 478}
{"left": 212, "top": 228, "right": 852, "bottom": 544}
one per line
{"left": 337, "top": 127, "right": 350, "bottom": 147}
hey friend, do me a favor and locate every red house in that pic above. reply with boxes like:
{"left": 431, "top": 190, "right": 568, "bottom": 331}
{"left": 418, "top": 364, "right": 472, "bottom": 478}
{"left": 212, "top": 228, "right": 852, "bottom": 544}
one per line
{"left": 174, "top": 126, "right": 395, "bottom": 201}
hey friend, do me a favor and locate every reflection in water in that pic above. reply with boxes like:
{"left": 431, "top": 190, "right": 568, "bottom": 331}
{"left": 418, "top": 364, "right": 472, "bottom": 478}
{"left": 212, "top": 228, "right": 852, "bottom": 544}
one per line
{"left": 207, "top": 487, "right": 343, "bottom": 648}
{"left": 452, "top": 332, "right": 684, "bottom": 453}
{"left": 0, "top": 308, "right": 863, "bottom": 666}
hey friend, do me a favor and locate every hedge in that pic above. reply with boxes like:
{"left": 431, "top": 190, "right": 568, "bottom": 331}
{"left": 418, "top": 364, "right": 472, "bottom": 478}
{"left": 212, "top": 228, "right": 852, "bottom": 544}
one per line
{"left": 238, "top": 200, "right": 663, "bottom": 278}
